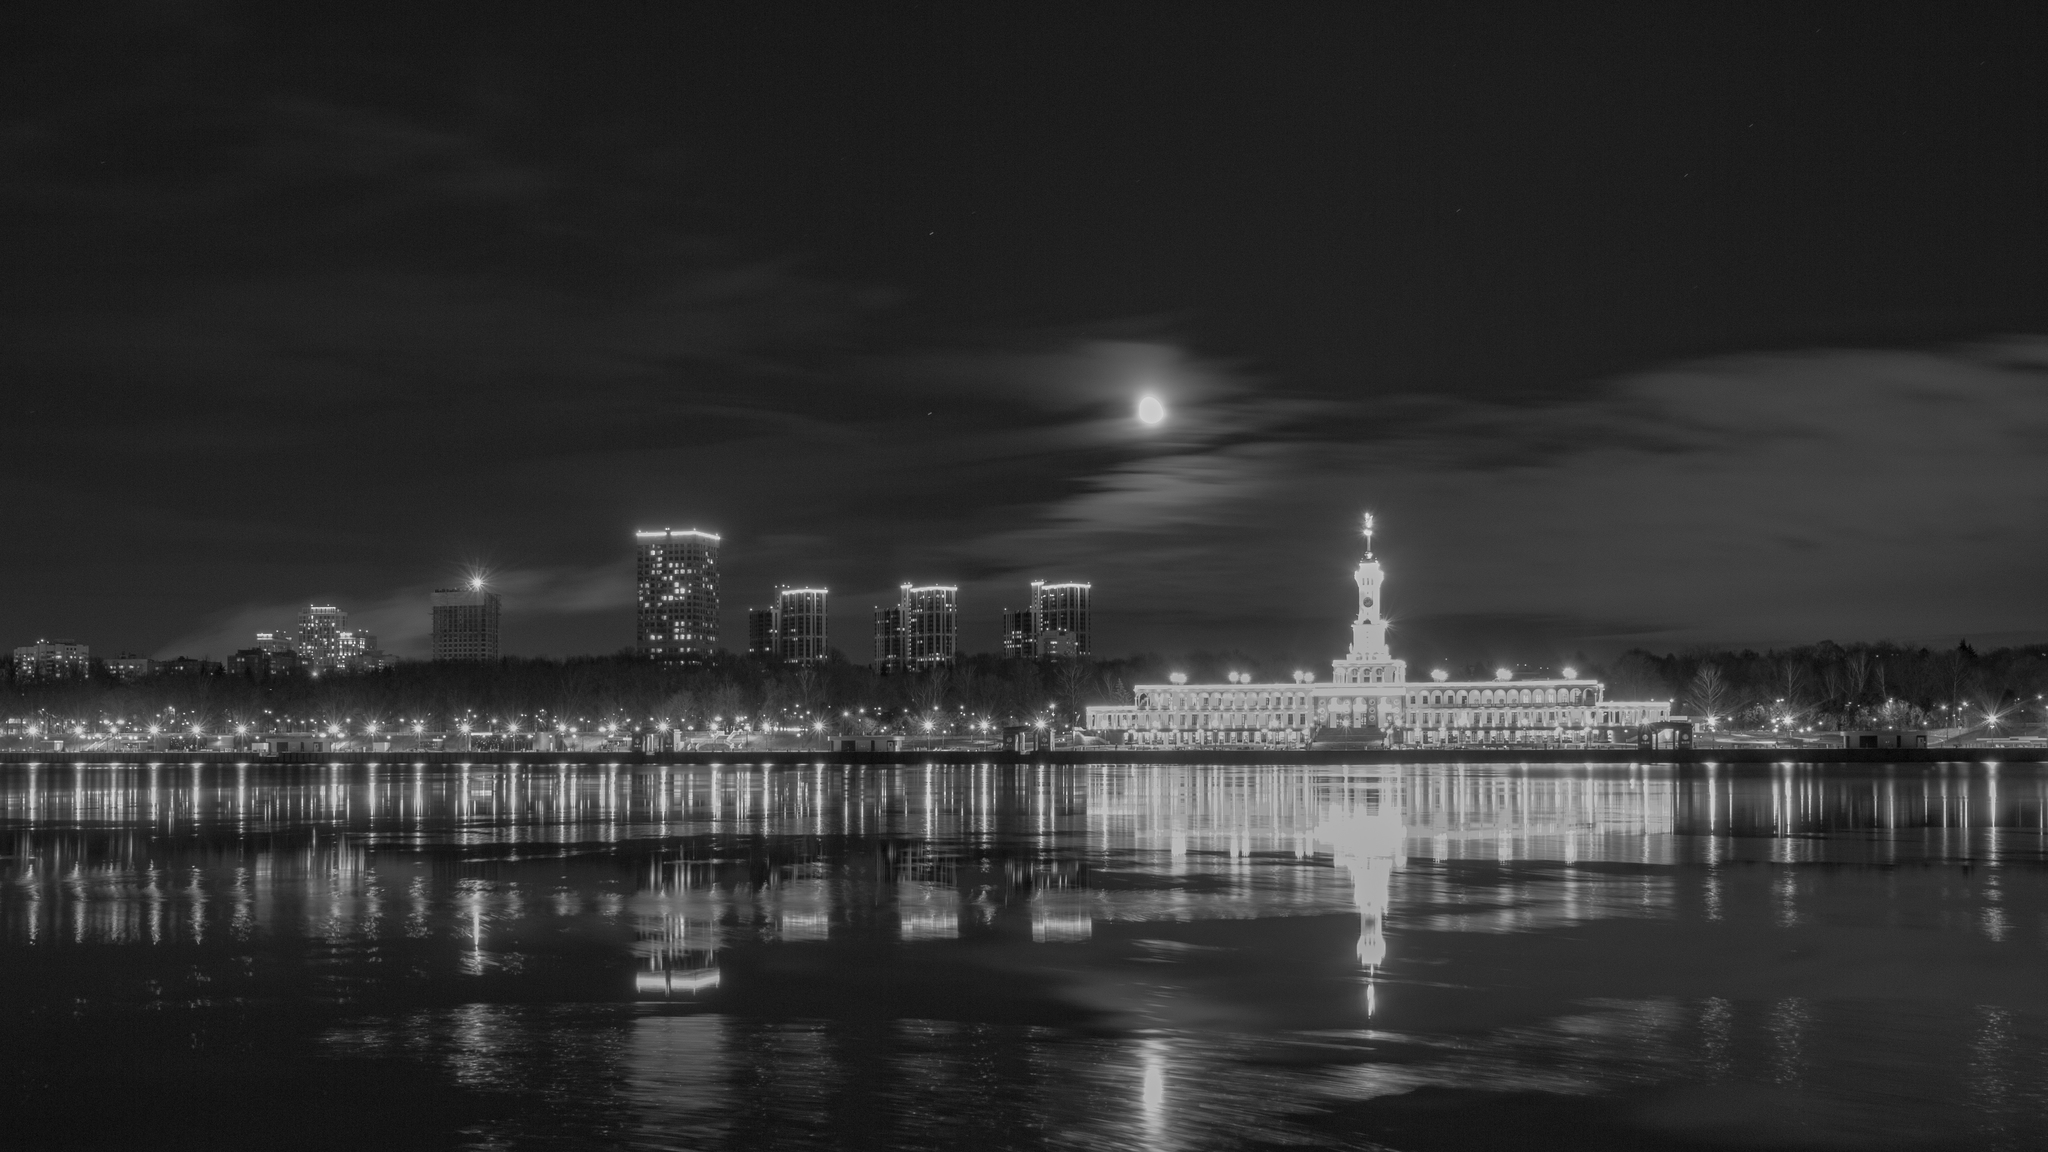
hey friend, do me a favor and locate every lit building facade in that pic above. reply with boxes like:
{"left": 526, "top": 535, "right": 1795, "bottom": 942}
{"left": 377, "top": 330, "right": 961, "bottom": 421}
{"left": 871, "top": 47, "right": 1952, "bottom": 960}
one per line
{"left": 1003, "top": 581, "right": 1092, "bottom": 658}
{"left": 1001, "top": 608, "right": 1034, "bottom": 659}
{"left": 901, "top": 584, "right": 957, "bottom": 669}
{"left": 12, "top": 639, "right": 90, "bottom": 683}
{"left": 875, "top": 584, "right": 957, "bottom": 671}
{"left": 1086, "top": 516, "right": 1671, "bottom": 745}
{"left": 636, "top": 528, "right": 721, "bottom": 660}
{"left": 290, "top": 605, "right": 382, "bottom": 674}
{"left": 105, "top": 654, "right": 154, "bottom": 681}
{"left": 431, "top": 585, "right": 501, "bottom": 661}
{"left": 773, "top": 587, "right": 829, "bottom": 663}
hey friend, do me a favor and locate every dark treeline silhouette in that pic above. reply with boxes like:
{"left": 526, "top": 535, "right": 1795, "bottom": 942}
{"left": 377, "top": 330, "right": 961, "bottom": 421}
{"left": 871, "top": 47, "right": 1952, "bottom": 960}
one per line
{"left": 1597, "top": 639, "right": 2048, "bottom": 733}
{"left": 2, "top": 651, "right": 1215, "bottom": 734}
{"left": 6, "top": 641, "right": 2043, "bottom": 734}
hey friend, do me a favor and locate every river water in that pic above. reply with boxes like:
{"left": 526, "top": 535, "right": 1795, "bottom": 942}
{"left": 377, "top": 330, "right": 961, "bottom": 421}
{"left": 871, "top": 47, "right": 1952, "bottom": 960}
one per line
{"left": 1, "top": 761, "right": 2043, "bottom": 1150}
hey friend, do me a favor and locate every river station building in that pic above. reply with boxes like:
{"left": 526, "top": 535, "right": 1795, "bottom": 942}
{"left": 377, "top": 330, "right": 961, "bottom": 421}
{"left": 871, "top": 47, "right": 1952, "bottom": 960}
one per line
{"left": 1085, "top": 516, "right": 1670, "bottom": 746}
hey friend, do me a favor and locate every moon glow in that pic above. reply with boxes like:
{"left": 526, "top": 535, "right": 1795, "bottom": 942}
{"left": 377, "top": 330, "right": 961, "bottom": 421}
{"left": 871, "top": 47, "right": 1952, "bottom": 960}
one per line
{"left": 1137, "top": 395, "right": 1166, "bottom": 425}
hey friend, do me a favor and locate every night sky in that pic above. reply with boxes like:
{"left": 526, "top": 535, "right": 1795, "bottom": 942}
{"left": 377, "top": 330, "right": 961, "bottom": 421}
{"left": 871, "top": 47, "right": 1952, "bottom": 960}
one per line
{"left": 6, "top": 3, "right": 2047, "bottom": 668}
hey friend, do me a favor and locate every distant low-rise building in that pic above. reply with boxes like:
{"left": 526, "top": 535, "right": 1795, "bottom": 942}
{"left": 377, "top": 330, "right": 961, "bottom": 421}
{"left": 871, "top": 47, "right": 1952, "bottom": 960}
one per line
{"left": 228, "top": 647, "right": 299, "bottom": 679}
{"left": 12, "top": 639, "right": 90, "bottom": 683}
{"left": 105, "top": 654, "right": 155, "bottom": 681}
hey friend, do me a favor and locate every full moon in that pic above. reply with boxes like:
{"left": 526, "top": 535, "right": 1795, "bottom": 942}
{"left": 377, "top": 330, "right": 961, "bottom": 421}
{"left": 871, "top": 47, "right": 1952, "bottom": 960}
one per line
{"left": 1136, "top": 395, "right": 1166, "bottom": 425}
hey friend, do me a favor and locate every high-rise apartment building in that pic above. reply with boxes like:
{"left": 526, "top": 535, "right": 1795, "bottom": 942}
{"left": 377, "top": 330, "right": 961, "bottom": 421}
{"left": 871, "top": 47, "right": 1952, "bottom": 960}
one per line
{"left": 751, "top": 586, "right": 828, "bottom": 662}
{"left": 1001, "top": 608, "right": 1035, "bottom": 659}
{"left": 290, "top": 605, "right": 381, "bottom": 674}
{"left": 12, "top": 639, "right": 90, "bottom": 683}
{"left": 747, "top": 608, "right": 777, "bottom": 655}
{"left": 872, "top": 605, "right": 904, "bottom": 670}
{"left": 636, "top": 528, "right": 721, "bottom": 659}
{"left": 875, "top": 584, "right": 956, "bottom": 671}
{"left": 773, "top": 587, "right": 829, "bottom": 663}
{"left": 431, "top": 583, "right": 501, "bottom": 661}
{"left": 1032, "top": 580, "right": 1091, "bottom": 657}
{"left": 1001, "top": 581, "right": 1092, "bottom": 658}
{"left": 296, "top": 605, "right": 344, "bottom": 669}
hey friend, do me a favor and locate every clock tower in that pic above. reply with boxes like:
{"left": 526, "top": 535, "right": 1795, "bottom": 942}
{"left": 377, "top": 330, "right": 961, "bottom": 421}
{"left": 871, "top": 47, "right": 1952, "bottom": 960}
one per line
{"left": 1328, "top": 512, "right": 1407, "bottom": 693}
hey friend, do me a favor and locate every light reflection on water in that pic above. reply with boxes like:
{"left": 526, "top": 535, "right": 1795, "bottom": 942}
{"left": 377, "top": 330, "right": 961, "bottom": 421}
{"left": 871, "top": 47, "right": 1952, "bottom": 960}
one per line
{"left": 1, "top": 761, "right": 2045, "bottom": 1151}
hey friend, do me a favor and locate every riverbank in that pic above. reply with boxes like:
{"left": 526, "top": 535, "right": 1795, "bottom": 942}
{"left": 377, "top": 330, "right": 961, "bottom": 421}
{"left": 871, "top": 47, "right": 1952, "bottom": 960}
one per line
{"left": 1, "top": 746, "right": 2044, "bottom": 766}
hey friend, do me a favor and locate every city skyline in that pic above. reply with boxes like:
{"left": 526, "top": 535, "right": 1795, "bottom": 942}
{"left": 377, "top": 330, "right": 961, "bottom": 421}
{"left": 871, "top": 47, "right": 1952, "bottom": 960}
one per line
{"left": 12, "top": 495, "right": 2047, "bottom": 669}
{"left": 7, "top": 10, "right": 2048, "bottom": 1150}
{"left": 11, "top": 524, "right": 1113, "bottom": 669}
{"left": 5, "top": 8, "right": 2046, "bottom": 668}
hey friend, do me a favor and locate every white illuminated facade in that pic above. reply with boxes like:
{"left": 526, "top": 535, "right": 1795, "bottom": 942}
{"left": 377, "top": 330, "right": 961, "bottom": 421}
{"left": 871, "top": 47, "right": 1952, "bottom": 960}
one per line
{"left": 1086, "top": 515, "right": 1671, "bottom": 746}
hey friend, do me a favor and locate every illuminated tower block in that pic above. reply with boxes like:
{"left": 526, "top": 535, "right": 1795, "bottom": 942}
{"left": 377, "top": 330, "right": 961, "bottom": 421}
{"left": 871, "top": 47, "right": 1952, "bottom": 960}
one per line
{"left": 431, "top": 583, "right": 501, "bottom": 661}
{"left": 637, "top": 528, "right": 721, "bottom": 660}
{"left": 773, "top": 587, "right": 829, "bottom": 663}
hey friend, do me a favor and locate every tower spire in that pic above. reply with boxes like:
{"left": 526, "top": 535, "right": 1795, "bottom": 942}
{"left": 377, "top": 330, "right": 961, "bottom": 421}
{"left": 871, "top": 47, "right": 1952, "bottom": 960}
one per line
{"left": 1361, "top": 511, "right": 1375, "bottom": 559}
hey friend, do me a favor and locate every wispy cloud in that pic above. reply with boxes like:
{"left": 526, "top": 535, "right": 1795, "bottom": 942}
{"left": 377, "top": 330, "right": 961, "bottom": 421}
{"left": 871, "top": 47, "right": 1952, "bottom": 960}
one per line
{"left": 927, "top": 337, "right": 2048, "bottom": 655}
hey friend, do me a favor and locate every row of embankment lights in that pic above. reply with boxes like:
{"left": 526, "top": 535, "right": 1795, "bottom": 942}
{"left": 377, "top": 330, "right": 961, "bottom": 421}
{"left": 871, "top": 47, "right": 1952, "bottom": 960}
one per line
{"left": 22, "top": 706, "right": 1065, "bottom": 739}
{"left": 1169, "top": 668, "right": 1574, "bottom": 685}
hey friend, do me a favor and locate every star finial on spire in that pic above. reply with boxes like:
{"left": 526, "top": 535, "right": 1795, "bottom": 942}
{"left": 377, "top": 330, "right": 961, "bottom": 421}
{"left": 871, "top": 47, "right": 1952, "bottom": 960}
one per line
{"left": 1361, "top": 511, "right": 1375, "bottom": 558}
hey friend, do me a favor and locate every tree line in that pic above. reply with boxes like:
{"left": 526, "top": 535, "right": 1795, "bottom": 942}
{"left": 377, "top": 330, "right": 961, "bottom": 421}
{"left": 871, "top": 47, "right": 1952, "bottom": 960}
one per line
{"left": 1, "top": 651, "right": 1176, "bottom": 735}
{"left": 5, "top": 640, "right": 2043, "bottom": 734}
{"left": 1598, "top": 639, "right": 2046, "bottom": 732}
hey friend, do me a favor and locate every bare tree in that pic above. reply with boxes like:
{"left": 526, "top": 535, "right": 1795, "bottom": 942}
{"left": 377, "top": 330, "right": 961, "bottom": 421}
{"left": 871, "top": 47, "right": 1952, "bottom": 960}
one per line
{"left": 794, "top": 665, "right": 825, "bottom": 716}
{"left": 911, "top": 671, "right": 948, "bottom": 716}
{"left": 1687, "top": 664, "right": 1734, "bottom": 722}
{"left": 1054, "top": 658, "right": 1092, "bottom": 721}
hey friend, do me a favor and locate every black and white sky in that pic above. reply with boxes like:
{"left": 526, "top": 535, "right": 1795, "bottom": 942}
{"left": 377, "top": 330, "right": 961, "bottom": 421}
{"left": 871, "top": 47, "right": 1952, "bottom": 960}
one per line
{"left": 6, "top": 3, "right": 2047, "bottom": 667}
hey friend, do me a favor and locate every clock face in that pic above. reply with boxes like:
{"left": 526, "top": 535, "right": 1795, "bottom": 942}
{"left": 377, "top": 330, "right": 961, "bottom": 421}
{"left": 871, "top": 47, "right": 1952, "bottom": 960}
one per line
{"left": 1362, "top": 596, "right": 1374, "bottom": 608}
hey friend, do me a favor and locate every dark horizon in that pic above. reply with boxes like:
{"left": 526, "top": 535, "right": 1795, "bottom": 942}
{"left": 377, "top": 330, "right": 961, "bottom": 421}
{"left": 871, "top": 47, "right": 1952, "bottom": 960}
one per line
{"left": 7, "top": 4, "right": 2047, "bottom": 669}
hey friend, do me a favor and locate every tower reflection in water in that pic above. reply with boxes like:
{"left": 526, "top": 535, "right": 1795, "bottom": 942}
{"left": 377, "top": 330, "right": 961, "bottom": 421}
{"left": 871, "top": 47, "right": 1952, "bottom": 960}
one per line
{"left": 2, "top": 761, "right": 2045, "bottom": 1150}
